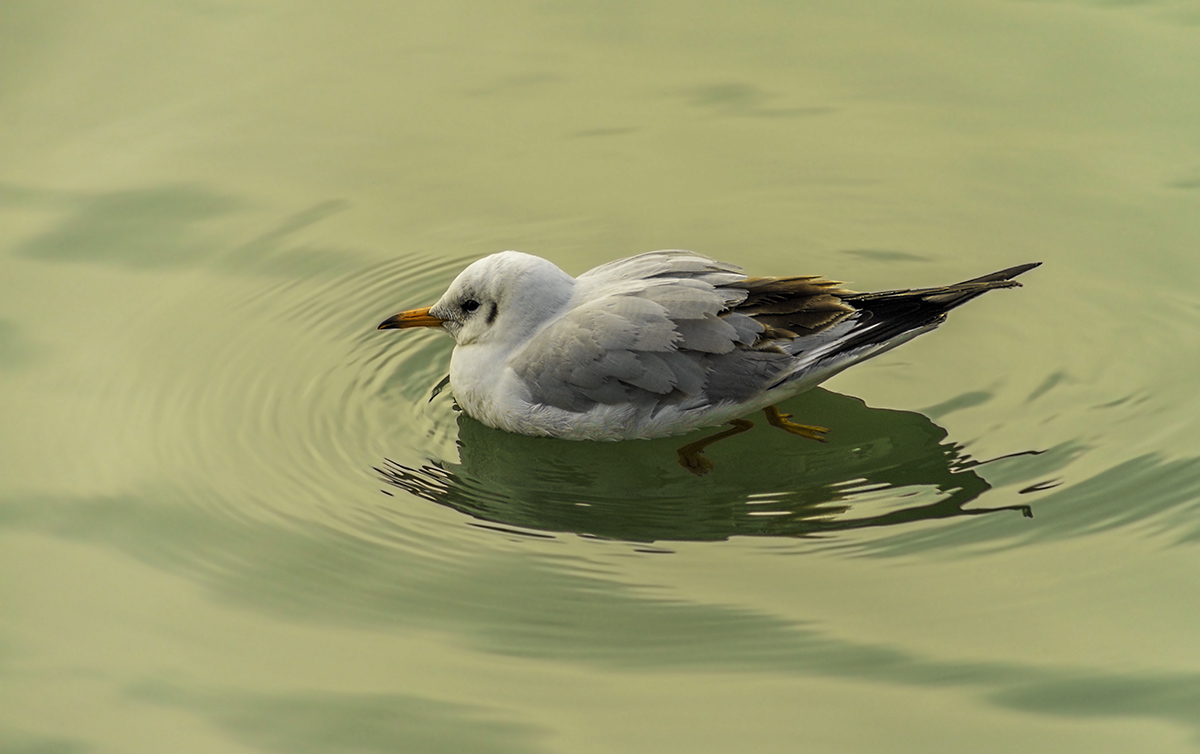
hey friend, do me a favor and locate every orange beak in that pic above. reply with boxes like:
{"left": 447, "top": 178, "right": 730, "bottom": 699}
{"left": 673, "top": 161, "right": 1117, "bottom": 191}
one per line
{"left": 377, "top": 306, "right": 446, "bottom": 330}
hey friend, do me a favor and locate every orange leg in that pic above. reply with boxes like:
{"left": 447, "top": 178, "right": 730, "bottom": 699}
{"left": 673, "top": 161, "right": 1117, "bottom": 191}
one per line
{"left": 676, "top": 419, "right": 755, "bottom": 476}
{"left": 763, "top": 404, "right": 829, "bottom": 442}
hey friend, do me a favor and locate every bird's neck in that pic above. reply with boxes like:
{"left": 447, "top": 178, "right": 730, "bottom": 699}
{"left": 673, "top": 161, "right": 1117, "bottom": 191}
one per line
{"left": 447, "top": 341, "right": 523, "bottom": 429}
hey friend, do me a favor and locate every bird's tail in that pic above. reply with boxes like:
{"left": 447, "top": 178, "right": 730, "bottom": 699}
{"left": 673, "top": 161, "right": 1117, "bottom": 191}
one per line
{"left": 843, "top": 262, "right": 1042, "bottom": 310}
{"left": 817, "top": 261, "right": 1041, "bottom": 357}
{"left": 766, "top": 262, "right": 1041, "bottom": 391}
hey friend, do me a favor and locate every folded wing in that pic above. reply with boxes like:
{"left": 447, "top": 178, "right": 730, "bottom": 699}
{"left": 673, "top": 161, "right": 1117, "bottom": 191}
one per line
{"left": 510, "top": 251, "right": 1039, "bottom": 413}
{"left": 510, "top": 250, "right": 851, "bottom": 411}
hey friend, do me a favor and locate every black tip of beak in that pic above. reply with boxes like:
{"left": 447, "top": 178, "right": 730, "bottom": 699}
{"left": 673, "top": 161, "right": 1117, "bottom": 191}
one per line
{"left": 376, "top": 307, "right": 444, "bottom": 330}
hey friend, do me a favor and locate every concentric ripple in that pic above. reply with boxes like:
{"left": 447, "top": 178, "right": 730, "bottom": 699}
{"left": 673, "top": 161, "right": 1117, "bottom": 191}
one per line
{"left": 59, "top": 253, "right": 480, "bottom": 562}
{"left": 66, "top": 248, "right": 1200, "bottom": 557}
{"left": 134, "top": 252, "right": 1058, "bottom": 549}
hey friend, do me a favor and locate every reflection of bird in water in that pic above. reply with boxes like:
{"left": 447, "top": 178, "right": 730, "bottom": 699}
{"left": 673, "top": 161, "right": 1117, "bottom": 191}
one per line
{"left": 379, "top": 250, "right": 1038, "bottom": 474}
{"left": 376, "top": 388, "right": 1034, "bottom": 544}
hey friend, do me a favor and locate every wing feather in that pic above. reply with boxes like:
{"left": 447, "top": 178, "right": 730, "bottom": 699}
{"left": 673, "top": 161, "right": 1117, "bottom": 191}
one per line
{"left": 674, "top": 315, "right": 739, "bottom": 353}
{"left": 578, "top": 249, "right": 744, "bottom": 284}
{"left": 511, "top": 250, "right": 779, "bottom": 411}
{"left": 506, "top": 253, "right": 1038, "bottom": 414}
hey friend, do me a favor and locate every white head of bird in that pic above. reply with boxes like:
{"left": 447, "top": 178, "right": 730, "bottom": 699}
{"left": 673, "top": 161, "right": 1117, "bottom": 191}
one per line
{"left": 379, "top": 251, "right": 575, "bottom": 347}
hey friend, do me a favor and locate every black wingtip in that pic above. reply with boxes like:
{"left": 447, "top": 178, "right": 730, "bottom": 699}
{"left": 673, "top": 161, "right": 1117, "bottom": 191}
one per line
{"left": 1003, "top": 260, "right": 1042, "bottom": 277}
{"left": 959, "top": 261, "right": 1042, "bottom": 286}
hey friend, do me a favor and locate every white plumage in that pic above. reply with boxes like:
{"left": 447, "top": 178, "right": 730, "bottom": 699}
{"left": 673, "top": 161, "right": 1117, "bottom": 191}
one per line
{"left": 379, "top": 250, "right": 1038, "bottom": 447}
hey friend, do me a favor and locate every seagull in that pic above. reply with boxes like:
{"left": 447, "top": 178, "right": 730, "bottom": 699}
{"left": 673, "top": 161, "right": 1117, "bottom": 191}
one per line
{"left": 379, "top": 250, "right": 1039, "bottom": 474}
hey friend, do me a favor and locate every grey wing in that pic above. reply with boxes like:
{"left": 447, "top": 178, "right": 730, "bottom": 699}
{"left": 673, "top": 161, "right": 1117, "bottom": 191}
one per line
{"left": 510, "top": 257, "right": 790, "bottom": 412}
{"left": 578, "top": 249, "right": 747, "bottom": 289}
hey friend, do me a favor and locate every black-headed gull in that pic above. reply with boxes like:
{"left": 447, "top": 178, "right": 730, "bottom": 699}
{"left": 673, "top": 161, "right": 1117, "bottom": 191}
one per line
{"left": 379, "top": 250, "right": 1038, "bottom": 473}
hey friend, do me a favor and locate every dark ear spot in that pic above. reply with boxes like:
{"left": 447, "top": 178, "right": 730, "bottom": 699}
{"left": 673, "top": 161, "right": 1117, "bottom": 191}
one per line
{"left": 486, "top": 302, "right": 499, "bottom": 325}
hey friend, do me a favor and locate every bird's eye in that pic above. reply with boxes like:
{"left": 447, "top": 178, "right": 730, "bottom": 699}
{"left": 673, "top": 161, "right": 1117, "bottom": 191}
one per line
{"left": 461, "top": 299, "right": 480, "bottom": 313}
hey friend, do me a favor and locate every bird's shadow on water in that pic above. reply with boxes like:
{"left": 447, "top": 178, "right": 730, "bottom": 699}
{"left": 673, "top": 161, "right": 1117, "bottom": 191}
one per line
{"left": 377, "top": 388, "right": 1034, "bottom": 543}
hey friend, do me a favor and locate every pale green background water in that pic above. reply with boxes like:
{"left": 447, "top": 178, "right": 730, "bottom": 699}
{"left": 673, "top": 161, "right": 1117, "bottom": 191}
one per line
{"left": 3, "top": 2, "right": 1200, "bottom": 752}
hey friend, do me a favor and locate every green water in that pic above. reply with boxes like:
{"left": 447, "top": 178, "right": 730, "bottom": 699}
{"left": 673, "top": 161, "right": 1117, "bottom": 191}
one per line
{"left": 3, "top": 2, "right": 1200, "bottom": 752}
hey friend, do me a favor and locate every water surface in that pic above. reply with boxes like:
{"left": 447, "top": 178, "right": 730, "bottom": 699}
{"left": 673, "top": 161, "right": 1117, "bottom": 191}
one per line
{"left": 3, "top": 2, "right": 1200, "bottom": 752}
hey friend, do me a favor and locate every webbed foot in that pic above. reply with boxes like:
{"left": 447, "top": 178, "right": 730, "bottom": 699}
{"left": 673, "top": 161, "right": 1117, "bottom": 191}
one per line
{"left": 675, "top": 419, "right": 755, "bottom": 476}
{"left": 763, "top": 405, "right": 829, "bottom": 442}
